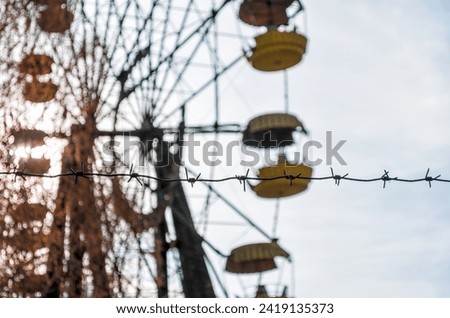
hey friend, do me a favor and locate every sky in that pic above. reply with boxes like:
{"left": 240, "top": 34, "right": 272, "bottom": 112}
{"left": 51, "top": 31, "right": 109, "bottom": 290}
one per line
{"left": 182, "top": 0, "right": 450, "bottom": 297}
{"left": 3, "top": 0, "right": 449, "bottom": 298}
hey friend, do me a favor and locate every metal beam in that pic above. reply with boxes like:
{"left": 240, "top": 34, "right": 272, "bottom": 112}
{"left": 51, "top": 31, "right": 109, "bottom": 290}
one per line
{"left": 154, "top": 139, "right": 215, "bottom": 298}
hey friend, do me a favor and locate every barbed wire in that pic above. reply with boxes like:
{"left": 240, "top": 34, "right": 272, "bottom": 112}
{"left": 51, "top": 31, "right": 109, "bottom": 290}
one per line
{"left": 1, "top": 166, "right": 449, "bottom": 189}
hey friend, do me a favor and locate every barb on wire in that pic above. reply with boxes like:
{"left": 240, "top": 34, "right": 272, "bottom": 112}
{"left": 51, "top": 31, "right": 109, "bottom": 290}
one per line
{"left": 381, "top": 170, "right": 397, "bottom": 189}
{"left": 69, "top": 166, "right": 89, "bottom": 184}
{"left": 236, "top": 169, "right": 250, "bottom": 192}
{"left": 283, "top": 169, "right": 301, "bottom": 186}
{"left": 127, "top": 164, "right": 143, "bottom": 185}
{"left": 184, "top": 167, "right": 201, "bottom": 187}
{"left": 330, "top": 167, "right": 348, "bottom": 186}
{"left": 425, "top": 168, "right": 441, "bottom": 188}
{"left": 0, "top": 166, "right": 449, "bottom": 188}
{"left": 381, "top": 170, "right": 389, "bottom": 184}
{"left": 12, "top": 166, "right": 26, "bottom": 182}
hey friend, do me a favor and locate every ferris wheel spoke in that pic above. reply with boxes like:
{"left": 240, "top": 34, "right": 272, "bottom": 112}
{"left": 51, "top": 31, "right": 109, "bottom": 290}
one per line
{"left": 153, "top": 26, "right": 213, "bottom": 114}
{"left": 155, "top": 53, "right": 243, "bottom": 126}
{"left": 137, "top": 243, "right": 158, "bottom": 295}
{"left": 122, "top": 91, "right": 147, "bottom": 127}
{"left": 114, "top": 0, "right": 230, "bottom": 114}
{"left": 155, "top": 0, "right": 174, "bottom": 66}
{"left": 98, "top": 2, "right": 163, "bottom": 104}
{"left": 113, "top": 8, "right": 156, "bottom": 83}
{"left": 204, "top": 251, "right": 229, "bottom": 298}
{"left": 98, "top": 0, "right": 116, "bottom": 49}
{"left": 151, "top": 0, "right": 195, "bottom": 107}
{"left": 187, "top": 168, "right": 273, "bottom": 241}
{"left": 105, "top": 0, "right": 134, "bottom": 60}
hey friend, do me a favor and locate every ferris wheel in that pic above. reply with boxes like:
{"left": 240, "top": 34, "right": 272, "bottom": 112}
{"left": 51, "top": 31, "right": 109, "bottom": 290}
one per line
{"left": 0, "top": 0, "right": 311, "bottom": 298}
